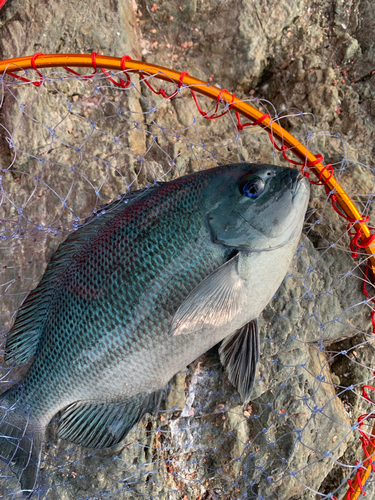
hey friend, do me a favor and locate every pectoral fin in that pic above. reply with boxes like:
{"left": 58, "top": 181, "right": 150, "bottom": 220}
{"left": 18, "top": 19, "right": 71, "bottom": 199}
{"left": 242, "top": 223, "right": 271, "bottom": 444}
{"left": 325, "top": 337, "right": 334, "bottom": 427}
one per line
{"left": 219, "top": 319, "right": 259, "bottom": 404}
{"left": 169, "top": 255, "right": 249, "bottom": 337}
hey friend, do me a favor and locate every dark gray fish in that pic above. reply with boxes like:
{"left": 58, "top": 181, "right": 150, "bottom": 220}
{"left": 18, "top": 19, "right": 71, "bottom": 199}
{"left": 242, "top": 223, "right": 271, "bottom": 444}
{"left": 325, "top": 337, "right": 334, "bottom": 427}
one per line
{"left": 0, "top": 163, "right": 309, "bottom": 495}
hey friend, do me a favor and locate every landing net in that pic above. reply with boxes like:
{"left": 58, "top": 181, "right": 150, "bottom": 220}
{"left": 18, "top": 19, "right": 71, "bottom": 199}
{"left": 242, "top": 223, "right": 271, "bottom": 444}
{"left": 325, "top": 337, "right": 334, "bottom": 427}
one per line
{"left": 1, "top": 53, "right": 375, "bottom": 500}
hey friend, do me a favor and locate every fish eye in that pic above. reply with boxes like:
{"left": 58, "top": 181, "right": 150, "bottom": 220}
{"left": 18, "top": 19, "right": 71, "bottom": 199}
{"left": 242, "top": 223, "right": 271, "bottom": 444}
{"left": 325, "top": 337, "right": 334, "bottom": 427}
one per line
{"left": 240, "top": 176, "right": 266, "bottom": 198}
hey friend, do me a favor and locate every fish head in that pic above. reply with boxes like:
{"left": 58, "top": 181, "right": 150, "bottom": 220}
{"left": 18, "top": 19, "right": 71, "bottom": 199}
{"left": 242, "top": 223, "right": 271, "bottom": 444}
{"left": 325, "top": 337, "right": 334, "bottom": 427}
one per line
{"left": 206, "top": 163, "right": 310, "bottom": 250}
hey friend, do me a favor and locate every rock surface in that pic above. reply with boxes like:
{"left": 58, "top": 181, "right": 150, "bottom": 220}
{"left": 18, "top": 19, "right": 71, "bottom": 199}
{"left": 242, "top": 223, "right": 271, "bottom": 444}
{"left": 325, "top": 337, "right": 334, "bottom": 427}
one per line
{"left": 1, "top": 0, "right": 375, "bottom": 499}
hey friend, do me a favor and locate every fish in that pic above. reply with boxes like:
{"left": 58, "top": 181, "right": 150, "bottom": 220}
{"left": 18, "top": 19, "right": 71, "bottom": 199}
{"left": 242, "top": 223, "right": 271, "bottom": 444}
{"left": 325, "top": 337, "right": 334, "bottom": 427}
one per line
{"left": 0, "top": 162, "right": 309, "bottom": 496}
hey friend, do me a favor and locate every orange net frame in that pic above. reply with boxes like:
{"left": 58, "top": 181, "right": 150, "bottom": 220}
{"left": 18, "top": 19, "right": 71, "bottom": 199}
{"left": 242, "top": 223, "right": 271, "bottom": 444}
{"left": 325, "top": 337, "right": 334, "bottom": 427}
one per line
{"left": 0, "top": 52, "right": 375, "bottom": 500}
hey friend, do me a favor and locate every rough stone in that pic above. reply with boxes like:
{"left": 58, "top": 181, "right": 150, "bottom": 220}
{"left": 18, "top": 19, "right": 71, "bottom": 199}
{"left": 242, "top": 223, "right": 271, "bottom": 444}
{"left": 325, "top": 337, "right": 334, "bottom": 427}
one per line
{"left": 1, "top": 0, "right": 375, "bottom": 499}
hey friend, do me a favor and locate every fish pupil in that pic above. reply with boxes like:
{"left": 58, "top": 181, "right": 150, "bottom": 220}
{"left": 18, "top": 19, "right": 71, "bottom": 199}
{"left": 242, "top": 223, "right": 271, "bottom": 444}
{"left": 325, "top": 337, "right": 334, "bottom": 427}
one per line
{"left": 241, "top": 177, "right": 265, "bottom": 198}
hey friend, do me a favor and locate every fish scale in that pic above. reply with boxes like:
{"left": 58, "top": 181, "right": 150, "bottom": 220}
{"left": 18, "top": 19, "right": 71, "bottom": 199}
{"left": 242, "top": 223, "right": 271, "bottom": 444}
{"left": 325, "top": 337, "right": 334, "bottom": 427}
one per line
{"left": 0, "top": 163, "right": 309, "bottom": 496}
{"left": 18, "top": 187, "right": 225, "bottom": 413}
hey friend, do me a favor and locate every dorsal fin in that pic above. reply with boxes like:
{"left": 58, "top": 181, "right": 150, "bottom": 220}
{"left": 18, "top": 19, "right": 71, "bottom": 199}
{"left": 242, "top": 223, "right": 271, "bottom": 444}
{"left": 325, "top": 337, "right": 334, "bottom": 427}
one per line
{"left": 83, "top": 183, "right": 163, "bottom": 226}
{"left": 5, "top": 186, "right": 158, "bottom": 365}
{"left": 58, "top": 389, "right": 165, "bottom": 448}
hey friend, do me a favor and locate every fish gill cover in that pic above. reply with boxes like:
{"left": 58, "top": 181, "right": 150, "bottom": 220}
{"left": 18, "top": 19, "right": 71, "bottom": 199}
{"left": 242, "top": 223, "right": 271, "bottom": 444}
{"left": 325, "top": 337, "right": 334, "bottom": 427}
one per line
{"left": 0, "top": 62, "right": 374, "bottom": 500}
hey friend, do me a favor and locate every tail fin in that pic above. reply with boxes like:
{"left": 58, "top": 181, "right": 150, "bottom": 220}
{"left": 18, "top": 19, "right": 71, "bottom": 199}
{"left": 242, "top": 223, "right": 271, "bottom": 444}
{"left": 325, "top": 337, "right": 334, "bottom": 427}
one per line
{"left": 0, "top": 385, "right": 44, "bottom": 498}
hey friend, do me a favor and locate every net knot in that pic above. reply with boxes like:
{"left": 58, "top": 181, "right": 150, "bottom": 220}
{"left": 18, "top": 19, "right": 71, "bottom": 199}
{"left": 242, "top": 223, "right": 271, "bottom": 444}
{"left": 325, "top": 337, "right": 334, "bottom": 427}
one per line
{"left": 191, "top": 88, "right": 236, "bottom": 120}
{"left": 65, "top": 52, "right": 133, "bottom": 87}
{"left": 268, "top": 133, "right": 315, "bottom": 167}
{"left": 236, "top": 112, "right": 270, "bottom": 131}
{"left": 7, "top": 52, "right": 45, "bottom": 86}
{"left": 30, "top": 53, "right": 44, "bottom": 85}
{"left": 99, "top": 53, "right": 132, "bottom": 88}
{"left": 63, "top": 52, "right": 100, "bottom": 80}
{"left": 347, "top": 479, "right": 356, "bottom": 495}
{"left": 267, "top": 134, "right": 336, "bottom": 193}
{"left": 141, "top": 69, "right": 187, "bottom": 99}
{"left": 324, "top": 188, "right": 372, "bottom": 245}
{"left": 178, "top": 71, "right": 189, "bottom": 86}
{"left": 362, "top": 386, "right": 375, "bottom": 405}
{"left": 347, "top": 217, "right": 375, "bottom": 260}
{"left": 359, "top": 434, "right": 375, "bottom": 472}
{"left": 269, "top": 136, "right": 333, "bottom": 186}
{"left": 307, "top": 161, "right": 334, "bottom": 186}
{"left": 354, "top": 462, "right": 366, "bottom": 495}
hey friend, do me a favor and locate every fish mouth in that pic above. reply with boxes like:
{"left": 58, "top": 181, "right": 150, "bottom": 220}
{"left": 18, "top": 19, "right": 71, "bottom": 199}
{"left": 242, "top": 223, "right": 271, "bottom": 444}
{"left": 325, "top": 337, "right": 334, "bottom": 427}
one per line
{"left": 292, "top": 173, "right": 309, "bottom": 200}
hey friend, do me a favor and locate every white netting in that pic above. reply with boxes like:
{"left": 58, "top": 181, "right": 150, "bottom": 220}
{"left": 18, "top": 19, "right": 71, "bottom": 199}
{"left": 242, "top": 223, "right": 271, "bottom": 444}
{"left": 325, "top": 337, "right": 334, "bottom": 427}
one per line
{"left": 1, "top": 63, "right": 375, "bottom": 500}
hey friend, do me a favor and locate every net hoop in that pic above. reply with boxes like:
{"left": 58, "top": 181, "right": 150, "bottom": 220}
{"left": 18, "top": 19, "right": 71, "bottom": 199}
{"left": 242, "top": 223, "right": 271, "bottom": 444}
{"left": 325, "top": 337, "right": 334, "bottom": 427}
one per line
{"left": 0, "top": 52, "right": 374, "bottom": 500}
{"left": 0, "top": 53, "right": 374, "bottom": 275}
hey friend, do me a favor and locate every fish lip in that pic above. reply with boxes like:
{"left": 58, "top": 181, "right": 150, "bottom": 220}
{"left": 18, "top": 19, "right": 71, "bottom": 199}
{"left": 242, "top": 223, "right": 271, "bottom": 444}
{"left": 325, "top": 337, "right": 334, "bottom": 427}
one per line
{"left": 292, "top": 174, "right": 309, "bottom": 200}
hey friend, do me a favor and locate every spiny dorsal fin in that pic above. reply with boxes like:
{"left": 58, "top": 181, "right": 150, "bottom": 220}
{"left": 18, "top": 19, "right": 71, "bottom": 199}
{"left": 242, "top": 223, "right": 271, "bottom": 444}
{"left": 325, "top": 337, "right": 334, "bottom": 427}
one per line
{"left": 219, "top": 319, "right": 259, "bottom": 404}
{"left": 83, "top": 183, "right": 164, "bottom": 226}
{"left": 58, "top": 389, "right": 165, "bottom": 448}
{"left": 5, "top": 186, "right": 158, "bottom": 365}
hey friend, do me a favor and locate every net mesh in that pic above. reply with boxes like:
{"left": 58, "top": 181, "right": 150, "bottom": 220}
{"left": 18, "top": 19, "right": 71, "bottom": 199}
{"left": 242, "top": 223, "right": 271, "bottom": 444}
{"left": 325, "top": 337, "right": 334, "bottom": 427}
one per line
{"left": 1, "top": 61, "right": 375, "bottom": 500}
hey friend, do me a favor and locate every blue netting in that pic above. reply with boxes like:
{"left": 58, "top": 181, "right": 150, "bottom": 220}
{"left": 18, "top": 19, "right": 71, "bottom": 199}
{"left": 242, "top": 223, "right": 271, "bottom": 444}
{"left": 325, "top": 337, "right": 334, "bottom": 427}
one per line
{"left": 0, "top": 65, "right": 375, "bottom": 500}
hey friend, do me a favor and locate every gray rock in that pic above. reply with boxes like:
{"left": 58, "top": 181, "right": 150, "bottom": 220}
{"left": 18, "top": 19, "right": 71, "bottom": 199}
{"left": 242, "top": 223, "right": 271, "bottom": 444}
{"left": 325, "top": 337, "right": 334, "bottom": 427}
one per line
{"left": 2, "top": 0, "right": 375, "bottom": 499}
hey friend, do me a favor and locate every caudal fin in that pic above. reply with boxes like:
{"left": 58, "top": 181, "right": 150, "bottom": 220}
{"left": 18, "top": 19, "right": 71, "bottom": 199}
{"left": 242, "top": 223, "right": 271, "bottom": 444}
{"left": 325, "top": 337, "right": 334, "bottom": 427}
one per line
{"left": 0, "top": 385, "right": 44, "bottom": 498}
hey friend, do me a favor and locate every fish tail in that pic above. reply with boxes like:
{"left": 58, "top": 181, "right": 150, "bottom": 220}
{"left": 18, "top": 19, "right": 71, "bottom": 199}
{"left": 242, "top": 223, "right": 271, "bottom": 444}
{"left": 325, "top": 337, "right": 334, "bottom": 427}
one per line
{"left": 0, "top": 385, "right": 44, "bottom": 497}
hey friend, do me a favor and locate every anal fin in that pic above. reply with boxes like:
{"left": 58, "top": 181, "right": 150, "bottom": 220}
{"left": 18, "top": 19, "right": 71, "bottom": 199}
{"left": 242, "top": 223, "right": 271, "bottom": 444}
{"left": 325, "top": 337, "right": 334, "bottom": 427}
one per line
{"left": 219, "top": 319, "right": 260, "bottom": 404}
{"left": 58, "top": 389, "right": 165, "bottom": 449}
